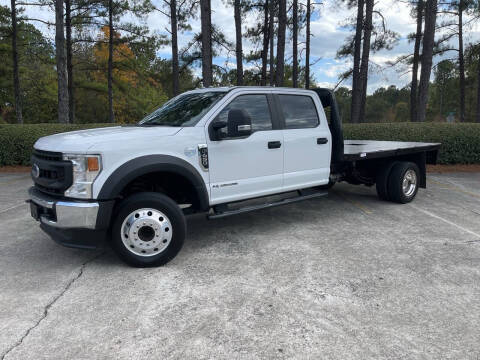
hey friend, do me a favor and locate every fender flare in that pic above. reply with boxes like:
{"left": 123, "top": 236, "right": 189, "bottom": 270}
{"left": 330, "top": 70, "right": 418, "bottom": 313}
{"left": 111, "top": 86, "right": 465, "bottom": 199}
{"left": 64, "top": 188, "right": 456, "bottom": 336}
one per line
{"left": 97, "top": 155, "right": 209, "bottom": 211}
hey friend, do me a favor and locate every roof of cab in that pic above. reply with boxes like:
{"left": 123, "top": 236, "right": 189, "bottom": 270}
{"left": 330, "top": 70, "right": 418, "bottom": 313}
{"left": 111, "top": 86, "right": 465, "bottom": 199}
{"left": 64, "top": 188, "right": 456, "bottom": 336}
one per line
{"left": 187, "top": 86, "right": 318, "bottom": 93}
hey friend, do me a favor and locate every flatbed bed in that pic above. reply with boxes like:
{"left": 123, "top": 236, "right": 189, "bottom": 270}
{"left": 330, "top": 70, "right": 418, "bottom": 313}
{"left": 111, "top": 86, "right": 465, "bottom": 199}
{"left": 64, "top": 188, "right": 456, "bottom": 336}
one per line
{"left": 343, "top": 140, "right": 441, "bottom": 162}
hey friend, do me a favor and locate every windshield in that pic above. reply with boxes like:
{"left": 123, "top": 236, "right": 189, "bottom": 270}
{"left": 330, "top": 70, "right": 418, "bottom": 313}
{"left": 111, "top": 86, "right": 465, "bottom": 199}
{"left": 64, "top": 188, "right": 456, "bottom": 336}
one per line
{"left": 139, "top": 91, "right": 226, "bottom": 126}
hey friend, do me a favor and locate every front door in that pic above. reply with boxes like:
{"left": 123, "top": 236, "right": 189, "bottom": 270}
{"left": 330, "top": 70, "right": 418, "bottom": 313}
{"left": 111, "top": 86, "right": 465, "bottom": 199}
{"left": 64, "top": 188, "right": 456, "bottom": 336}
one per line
{"left": 207, "top": 93, "right": 284, "bottom": 205}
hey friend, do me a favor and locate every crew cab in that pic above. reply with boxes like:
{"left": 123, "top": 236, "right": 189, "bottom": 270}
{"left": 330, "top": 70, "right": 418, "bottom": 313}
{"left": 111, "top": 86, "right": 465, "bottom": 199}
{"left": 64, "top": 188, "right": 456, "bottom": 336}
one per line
{"left": 28, "top": 87, "right": 440, "bottom": 267}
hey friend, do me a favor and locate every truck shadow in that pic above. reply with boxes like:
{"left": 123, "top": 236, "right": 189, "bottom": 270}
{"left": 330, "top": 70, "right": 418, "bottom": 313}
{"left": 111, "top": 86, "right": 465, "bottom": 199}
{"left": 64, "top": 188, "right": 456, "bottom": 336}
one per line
{"left": 182, "top": 193, "right": 349, "bottom": 252}
{"left": 19, "top": 185, "right": 385, "bottom": 269}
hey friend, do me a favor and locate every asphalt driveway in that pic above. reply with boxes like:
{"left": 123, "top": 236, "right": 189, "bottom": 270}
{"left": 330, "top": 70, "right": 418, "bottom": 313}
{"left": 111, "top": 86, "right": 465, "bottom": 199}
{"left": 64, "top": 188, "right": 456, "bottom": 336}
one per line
{"left": 1, "top": 171, "right": 479, "bottom": 360}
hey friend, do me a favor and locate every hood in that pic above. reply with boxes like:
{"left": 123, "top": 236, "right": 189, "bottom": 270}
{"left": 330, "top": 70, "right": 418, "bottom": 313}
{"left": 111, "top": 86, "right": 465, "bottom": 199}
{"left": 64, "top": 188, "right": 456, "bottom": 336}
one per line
{"left": 34, "top": 126, "right": 182, "bottom": 153}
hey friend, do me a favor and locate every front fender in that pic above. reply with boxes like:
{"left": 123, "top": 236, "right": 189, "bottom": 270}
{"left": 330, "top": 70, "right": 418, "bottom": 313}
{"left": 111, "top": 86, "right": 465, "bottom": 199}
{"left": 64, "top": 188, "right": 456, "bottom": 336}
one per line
{"left": 97, "top": 155, "right": 209, "bottom": 211}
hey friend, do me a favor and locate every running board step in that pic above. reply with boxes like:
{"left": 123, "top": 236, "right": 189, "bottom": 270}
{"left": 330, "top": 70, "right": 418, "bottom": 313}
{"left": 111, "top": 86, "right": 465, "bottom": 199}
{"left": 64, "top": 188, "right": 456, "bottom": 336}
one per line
{"left": 208, "top": 190, "right": 327, "bottom": 220}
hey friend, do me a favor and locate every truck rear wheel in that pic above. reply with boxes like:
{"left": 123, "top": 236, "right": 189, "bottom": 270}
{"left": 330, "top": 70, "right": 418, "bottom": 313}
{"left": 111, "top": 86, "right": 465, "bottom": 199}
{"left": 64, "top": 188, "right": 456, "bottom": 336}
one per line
{"left": 387, "top": 162, "right": 420, "bottom": 204}
{"left": 375, "top": 161, "right": 398, "bottom": 201}
{"left": 111, "top": 192, "right": 186, "bottom": 267}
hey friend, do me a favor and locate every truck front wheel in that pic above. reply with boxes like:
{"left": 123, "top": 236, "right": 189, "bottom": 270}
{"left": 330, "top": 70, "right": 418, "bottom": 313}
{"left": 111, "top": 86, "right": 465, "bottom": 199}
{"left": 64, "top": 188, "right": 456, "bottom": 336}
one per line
{"left": 111, "top": 192, "right": 186, "bottom": 267}
{"left": 387, "top": 162, "right": 420, "bottom": 204}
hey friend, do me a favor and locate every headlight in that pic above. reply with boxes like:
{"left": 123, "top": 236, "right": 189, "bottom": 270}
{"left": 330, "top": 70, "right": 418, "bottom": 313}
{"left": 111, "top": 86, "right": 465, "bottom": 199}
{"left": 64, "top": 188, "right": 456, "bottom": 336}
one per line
{"left": 62, "top": 154, "right": 102, "bottom": 199}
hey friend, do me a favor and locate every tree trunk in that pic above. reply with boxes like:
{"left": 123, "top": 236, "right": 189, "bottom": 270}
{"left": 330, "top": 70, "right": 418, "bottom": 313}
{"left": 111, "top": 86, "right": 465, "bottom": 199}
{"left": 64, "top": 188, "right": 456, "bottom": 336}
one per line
{"left": 170, "top": 0, "right": 180, "bottom": 95}
{"left": 358, "top": 0, "right": 373, "bottom": 123}
{"left": 10, "top": 0, "right": 22, "bottom": 124}
{"left": 350, "top": 0, "right": 364, "bottom": 124}
{"left": 65, "top": 0, "right": 74, "bottom": 123}
{"left": 458, "top": 0, "right": 465, "bottom": 122}
{"left": 410, "top": 0, "right": 423, "bottom": 122}
{"left": 269, "top": 0, "right": 274, "bottom": 86}
{"left": 416, "top": 0, "right": 437, "bottom": 123}
{"left": 476, "top": 50, "right": 480, "bottom": 123}
{"left": 108, "top": 0, "right": 114, "bottom": 122}
{"left": 234, "top": 0, "right": 243, "bottom": 85}
{"left": 305, "top": 0, "right": 311, "bottom": 89}
{"left": 200, "top": 0, "right": 213, "bottom": 87}
{"left": 292, "top": 0, "right": 298, "bottom": 87}
{"left": 55, "top": 0, "right": 68, "bottom": 124}
{"left": 260, "top": 0, "right": 269, "bottom": 86}
{"left": 275, "top": 0, "right": 286, "bottom": 86}
{"left": 439, "top": 73, "right": 444, "bottom": 116}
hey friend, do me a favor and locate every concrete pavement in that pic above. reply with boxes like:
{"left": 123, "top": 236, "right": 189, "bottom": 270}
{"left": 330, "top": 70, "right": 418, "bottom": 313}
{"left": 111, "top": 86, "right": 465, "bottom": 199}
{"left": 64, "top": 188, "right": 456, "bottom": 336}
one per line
{"left": 1, "top": 172, "right": 479, "bottom": 359}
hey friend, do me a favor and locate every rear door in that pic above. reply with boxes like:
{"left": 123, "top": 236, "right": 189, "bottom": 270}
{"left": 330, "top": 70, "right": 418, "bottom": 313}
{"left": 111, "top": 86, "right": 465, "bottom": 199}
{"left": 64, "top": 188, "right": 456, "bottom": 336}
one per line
{"left": 275, "top": 92, "right": 331, "bottom": 191}
{"left": 206, "top": 92, "right": 284, "bottom": 205}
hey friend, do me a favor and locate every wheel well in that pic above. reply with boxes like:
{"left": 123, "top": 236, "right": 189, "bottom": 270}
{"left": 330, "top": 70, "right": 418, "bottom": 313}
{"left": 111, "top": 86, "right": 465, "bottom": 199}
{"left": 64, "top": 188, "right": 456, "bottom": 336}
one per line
{"left": 340, "top": 153, "right": 427, "bottom": 188}
{"left": 375, "top": 154, "right": 426, "bottom": 188}
{"left": 119, "top": 171, "right": 204, "bottom": 211}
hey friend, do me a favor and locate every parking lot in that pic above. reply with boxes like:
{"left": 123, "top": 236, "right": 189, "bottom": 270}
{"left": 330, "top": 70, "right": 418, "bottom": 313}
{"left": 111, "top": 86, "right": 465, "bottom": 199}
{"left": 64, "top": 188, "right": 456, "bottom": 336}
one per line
{"left": 1, "top": 171, "right": 479, "bottom": 360}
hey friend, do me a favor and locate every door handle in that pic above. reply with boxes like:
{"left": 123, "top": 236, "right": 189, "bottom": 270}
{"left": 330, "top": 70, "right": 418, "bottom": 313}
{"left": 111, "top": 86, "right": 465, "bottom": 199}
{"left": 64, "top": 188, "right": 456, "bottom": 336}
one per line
{"left": 268, "top": 141, "right": 282, "bottom": 149}
{"left": 317, "top": 138, "right": 328, "bottom": 145}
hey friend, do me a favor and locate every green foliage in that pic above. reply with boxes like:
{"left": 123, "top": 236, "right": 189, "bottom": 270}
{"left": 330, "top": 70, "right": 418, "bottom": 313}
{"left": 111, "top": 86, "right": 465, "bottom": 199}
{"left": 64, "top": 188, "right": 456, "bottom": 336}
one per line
{"left": 1, "top": 123, "right": 479, "bottom": 166}
{"left": 0, "top": 7, "right": 58, "bottom": 123}
{"left": 365, "top": 86, "right": 410, "bottom": 122}
{"left": 335, "top": 85, "right": 411, "bottom": 123}
{"left": 217, "top": 63, "right": 315, "bottom": 88}
{"left": 428, "top": 60, "right": 460, "bottom": 120}
{"left": 0, "top": 124, "right": 112, "bottom": 166}
{"left": 335, "top": 87, "right": 352, "bottom": 123}
{"left": 343, "top": 123, "right": 480, "bottom": 164}
{"left": 0, "top": 8, "right": 194, "bottom": 125}
{"left": 150, "top": 59, "right": 197, "bottom": 98}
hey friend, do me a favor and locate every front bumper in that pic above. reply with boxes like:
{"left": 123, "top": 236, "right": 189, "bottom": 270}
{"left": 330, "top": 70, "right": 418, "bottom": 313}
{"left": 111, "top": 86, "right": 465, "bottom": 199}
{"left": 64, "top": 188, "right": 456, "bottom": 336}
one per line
{"left": 28, "top": 187, "right": 114, "bottom": 249}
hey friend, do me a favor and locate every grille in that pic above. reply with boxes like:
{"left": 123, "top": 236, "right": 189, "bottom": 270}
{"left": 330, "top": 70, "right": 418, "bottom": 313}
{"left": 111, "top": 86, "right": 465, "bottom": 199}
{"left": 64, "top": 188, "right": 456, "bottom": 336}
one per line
{"left": 31, "top": 149, "right": 73, "bottom": 196}
{"left": 35, "top": 183, "right": 64, "bottom": 195}
{"left": 32, "top": 149, "right": 63, "bottom": 162}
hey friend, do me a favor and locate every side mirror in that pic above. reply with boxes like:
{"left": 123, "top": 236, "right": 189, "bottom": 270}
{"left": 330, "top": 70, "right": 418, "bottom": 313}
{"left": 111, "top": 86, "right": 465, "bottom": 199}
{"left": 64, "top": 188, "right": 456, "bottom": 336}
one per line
{"left": 210, "top": 120, "right": 227, "bottom": 141}
{"left": 227, "top": 109, "right": 252, "bottom": 138}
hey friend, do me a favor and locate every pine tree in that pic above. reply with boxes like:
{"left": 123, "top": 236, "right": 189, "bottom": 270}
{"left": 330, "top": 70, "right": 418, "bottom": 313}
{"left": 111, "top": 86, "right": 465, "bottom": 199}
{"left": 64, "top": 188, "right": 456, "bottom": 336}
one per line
{"left": 55, "top": 0, "right": 69, "bottom": 123}
{"left": 416, "top": 0, "right": 437, "bottom": 122}
{"left": 200, "top": 0, "right": 213, "bottom": 86}
{"left": 10, "top": 0, "right": 22, "bottom": 123}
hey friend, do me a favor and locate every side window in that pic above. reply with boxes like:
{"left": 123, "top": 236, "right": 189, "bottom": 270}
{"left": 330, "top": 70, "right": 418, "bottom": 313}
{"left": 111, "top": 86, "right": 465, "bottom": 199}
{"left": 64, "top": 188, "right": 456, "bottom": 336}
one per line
{"left": 278, "top": 95, "right": 319, "bottom": 129}
{"left": 215, "top": 94, "right": 272, "bottom": 135}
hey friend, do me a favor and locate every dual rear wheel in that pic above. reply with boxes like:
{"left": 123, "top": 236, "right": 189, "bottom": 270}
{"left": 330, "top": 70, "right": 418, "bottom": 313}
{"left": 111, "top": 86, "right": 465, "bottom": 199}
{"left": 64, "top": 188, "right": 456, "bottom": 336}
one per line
{"left": 376, "top": 161, "right": 420, "bottom": 204}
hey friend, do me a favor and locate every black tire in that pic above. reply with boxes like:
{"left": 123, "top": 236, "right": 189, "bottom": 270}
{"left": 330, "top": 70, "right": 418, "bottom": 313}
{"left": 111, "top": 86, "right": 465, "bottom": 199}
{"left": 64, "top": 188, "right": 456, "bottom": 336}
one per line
{"left": 375, "top": 161, "right": 398, "bottom": 201}
{"left": 387, "top": 162, "right": 420, "bottom": 204}
{"left": 111, "top": 192, "right": 186, "bottom": 267}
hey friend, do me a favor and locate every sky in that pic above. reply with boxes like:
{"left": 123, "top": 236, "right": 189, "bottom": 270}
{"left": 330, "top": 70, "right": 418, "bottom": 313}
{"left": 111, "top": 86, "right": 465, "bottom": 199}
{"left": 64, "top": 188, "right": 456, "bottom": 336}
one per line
{"left": 3, "top": 0, "right": 480, "bottom": 93}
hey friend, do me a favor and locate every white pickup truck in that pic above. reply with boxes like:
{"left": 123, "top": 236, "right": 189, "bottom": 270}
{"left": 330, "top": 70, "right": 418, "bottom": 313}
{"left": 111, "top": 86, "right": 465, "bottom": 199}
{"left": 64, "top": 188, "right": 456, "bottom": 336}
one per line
{"left": 28, "top": 87, "right": 440, "bottom": 267}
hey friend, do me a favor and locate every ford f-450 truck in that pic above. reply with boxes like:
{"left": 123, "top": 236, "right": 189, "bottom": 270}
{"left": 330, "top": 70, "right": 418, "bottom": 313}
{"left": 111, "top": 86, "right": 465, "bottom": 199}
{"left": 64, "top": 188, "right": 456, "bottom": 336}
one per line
{"left": 28, "top": 87, "right": 440, "bottom": 267}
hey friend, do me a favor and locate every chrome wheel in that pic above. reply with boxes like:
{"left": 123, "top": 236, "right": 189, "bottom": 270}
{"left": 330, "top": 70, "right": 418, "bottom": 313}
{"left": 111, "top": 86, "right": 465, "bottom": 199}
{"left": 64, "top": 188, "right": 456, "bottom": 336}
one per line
{"left": 120, "top": 208, "right": 173, "bottom": 257}
{"left": 402, "top": 169, "right": 417, "bottom": 197}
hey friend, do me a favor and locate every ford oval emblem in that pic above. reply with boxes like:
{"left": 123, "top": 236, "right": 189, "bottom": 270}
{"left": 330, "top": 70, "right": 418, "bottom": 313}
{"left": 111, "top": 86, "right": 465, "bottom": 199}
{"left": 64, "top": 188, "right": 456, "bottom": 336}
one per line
{"left": 32, "top": 164, "right": 40, "bottom": 178}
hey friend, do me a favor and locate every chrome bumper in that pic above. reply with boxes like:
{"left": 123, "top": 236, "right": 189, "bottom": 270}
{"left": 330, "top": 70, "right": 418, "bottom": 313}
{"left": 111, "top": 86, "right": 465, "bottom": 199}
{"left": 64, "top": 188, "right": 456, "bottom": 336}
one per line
{"left": 28, "top": 187, "right": 99, "bottom": 229}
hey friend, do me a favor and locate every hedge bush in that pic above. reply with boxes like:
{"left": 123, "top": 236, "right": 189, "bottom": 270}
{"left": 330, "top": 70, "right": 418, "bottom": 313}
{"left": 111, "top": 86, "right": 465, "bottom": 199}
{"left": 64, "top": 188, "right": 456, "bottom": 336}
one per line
{"left": 0, "top": 122, "right": 479, "bottom": 166}
{"left": 343, "top": 123, "right": 480, "bottom": 164}
{"left": 0, "top": 124, "right": 111, "bottom": 166}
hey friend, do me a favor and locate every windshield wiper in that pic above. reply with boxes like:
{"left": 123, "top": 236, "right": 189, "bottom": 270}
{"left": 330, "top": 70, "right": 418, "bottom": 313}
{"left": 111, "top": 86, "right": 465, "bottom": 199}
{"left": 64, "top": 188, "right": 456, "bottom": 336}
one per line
{"left": 137, "top": 123, "right": 168, "bottom": 127}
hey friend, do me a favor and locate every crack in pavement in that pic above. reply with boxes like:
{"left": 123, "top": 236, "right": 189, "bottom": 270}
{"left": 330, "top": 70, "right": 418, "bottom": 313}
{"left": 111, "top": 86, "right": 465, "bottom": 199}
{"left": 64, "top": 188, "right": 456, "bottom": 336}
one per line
{"left": 0, "top": 203, "right": 26, "bottom": 215}
{"left": 0, "top": 252, "right": 105, "bottom": 360}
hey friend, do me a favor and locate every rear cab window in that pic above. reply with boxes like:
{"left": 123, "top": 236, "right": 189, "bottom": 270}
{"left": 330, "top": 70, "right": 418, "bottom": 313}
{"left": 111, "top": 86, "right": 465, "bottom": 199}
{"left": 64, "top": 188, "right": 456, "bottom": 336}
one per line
{"left": 277, "top": 94, "right": 320, "bottom": 129}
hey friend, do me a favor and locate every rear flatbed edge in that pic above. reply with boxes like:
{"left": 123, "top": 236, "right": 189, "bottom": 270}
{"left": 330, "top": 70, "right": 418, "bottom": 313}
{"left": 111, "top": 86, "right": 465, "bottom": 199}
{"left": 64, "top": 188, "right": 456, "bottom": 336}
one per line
{"left": 342, "top": 140, "right": 441, "bottom": 162}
